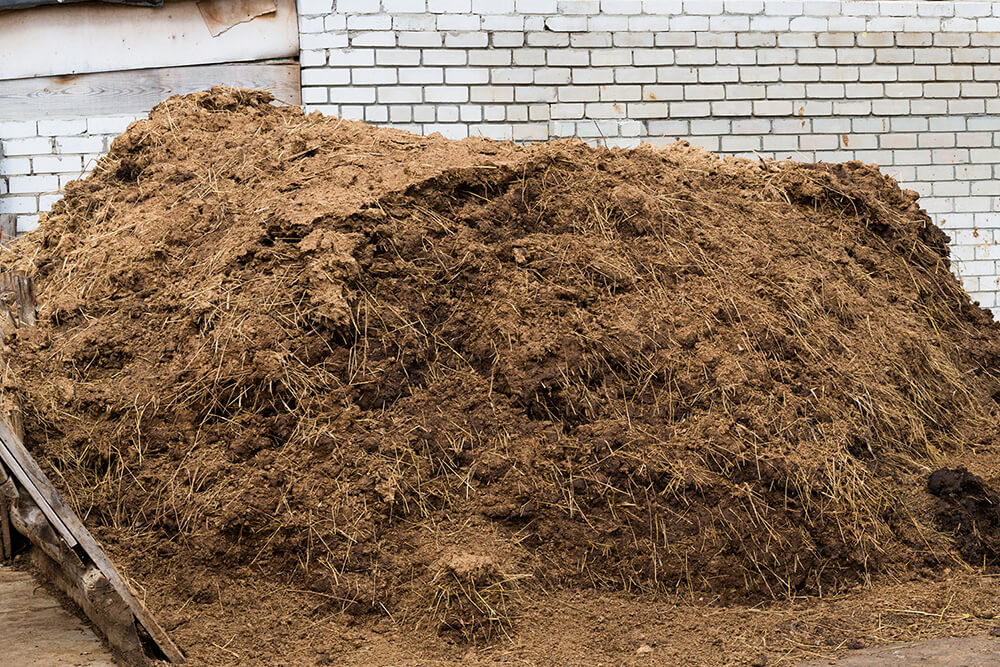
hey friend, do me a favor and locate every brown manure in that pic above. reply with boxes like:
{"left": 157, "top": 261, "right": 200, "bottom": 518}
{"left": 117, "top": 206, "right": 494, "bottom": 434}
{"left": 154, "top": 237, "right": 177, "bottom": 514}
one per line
{"left": 3, "top": 88, "right": 1000, "bottom": 662}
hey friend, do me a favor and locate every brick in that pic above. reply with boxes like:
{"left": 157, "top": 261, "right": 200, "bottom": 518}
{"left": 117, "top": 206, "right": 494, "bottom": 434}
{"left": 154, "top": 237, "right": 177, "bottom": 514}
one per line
{"left": 36, "top": 119, "right": 86, "bottom": 136}
{"left": 817, "top": 33, "right": 854, "bottom": 48}
{"left": 683, "top": 84, "right": 725, "bottom": 100}
{"left": 0, "top": 120, "right": 36, "bottom": 138}
{"left": 857, "top": 33, "right": 894, "bottom": 47}
{"left": 328, "top": 87, "right": 377, "bottom": 104}
{"left": 297, "top": 0, "right": 333, "bottom": 14}
{"left": 585, "top": 102, "right": 628, "bottom": 118}
{"left": 738, "top": 32, "right": 777, "bottom": 48}
{"left": 613, "top": 32, "right": 654, "bottom": 47}
{"left": 676, "top": 49, "right": 716, "bottom": 65}
{"left": 86, "top": 116, "right": 136, "bottom": 134}
{"left": 483, "top": 15, "right": 524, "bottom": 31}
{"left": 350, "top": 31, "right": 395, "bottom": 47}
{"left": 935, "top": 33, "right": 971, "bottom": 47}
{"left": 654, "top": 32, "right": 696, "bottom": 47}
{"left": 819, "top": 66, "right": 860, "bottom": 82}
{"left": 615, "top": 67, "right": 657, "bottom": 83}
{"left": 800, "top": 83, "right": 843, "bottom": 99}
{"left": 696, "top": 32, "right": 735, "bottom": 48}
{"left": 859, "top": 65, "right": 898, "bottom": 82}
{"left": 33, "top": 155, "right": 84, "bottom": 173}
{"left": 422, "top": 49, "right": 466, "bottom": 65}
{"left": 572, "top": 68, "right": 613, "bottom": 84}
{"left": 346, "top": 15, "right": 391, "bottom": 31}
{"left": 54, "top": 136, "right": 105, "bottom": 153}
{"left": 668, "top": 16, "right": 709, "bottom": 31}
{"left": 589, "top": 15, "right": 629, "bottom": 31}
{"left": 302, "top": 68, "right": 351, "bottom": 85}
{"left": 590, "top": 49, "right": 632, "bottom": 66}
{"left": 0, "top": 197, "right": 37, "bottom": 214}
{"left": 788, "top": 16, "right": 827, "bottom": 31}
{"left": 766, "top": 83, "right": 806, "bottom": 98}
{"left": 514, "top": 86, "right": 556, "bottom": 102}
{"left": 721, "top": 136, "right": 761, "bottom": 152}
{"left": 642, "top": 85, "right": 684, "bottom": 100}
{"left": 717, "top": 48, "right": 757, "bottom": 65}
{"left": 632, "top": 50, "right": 674, "bottom": 66}
{"left": 710, "top": 100, "right": 753, "bottom": 116}
{"left": 778, "top": 33, "right": 816, "bottom": 48}
{"left": 740, "top": 66, "right": 781, "bottom": 83}
{"left": 1, "top": 137, "right": 51, "bottom": 155}
{"left": 328, "top": 49, "right": 376, "bottom": 67}
{"left": 780, "top": 65, "right": 820, "bottom": 82}
{"left": 828, "top": 16, "right": 865, "bottom": 31}
{"left": 436, "top": 14, "right": 482, "bottom": 33}
{"left": 753, "top": 100, "right": 794, "bottom": 116}
{"left": 397, "top": 67, "right": 444, "bottom": 84}
{"left": 875, "top": 48, "right": 914, "bottom": 64}
{"left": 493, "top": 32, "right": 525, "bottom": 47}
{"left": 469, "top": 50, "right": 512, "bottom": 66}
{"left": 547, "top": 49, "right": 590, "bottom": 66}
{"left": 6, "top": 174, "right": 59, "bottom": 194}
{"left": 299, "top": 50, "right": 327, "bottom": 67}
{"left": 725, "top": 84, "right": 766, "bottom": 100}
{"left": 445, "top": 32, "right": 488, "bottom": 48}
{"left": 546, "top": 16, "right": 588, "bottom": 31}
{"left": 884, "top": 82, "right": 921, "bottom": 98}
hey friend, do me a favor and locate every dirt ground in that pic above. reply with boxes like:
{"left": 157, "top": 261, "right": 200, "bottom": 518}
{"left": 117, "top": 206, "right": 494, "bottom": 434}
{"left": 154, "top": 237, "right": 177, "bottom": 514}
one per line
{"left": 0, "top": 563, "right": 114, "bottom": 666}
{"left": 5, "top": 89, "right": 1000, "bottom": 664}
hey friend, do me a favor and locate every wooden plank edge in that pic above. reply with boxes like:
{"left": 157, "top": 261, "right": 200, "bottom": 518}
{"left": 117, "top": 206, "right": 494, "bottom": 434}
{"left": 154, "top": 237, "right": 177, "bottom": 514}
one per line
{"left": 0, "top": 420, "right": 185, "bottom": 663}
{"left": 0, "top": 439, "right": 78, "bottom": 548}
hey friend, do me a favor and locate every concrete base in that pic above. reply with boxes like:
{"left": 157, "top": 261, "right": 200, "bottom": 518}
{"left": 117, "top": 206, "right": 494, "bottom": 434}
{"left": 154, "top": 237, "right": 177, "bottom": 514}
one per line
{"left": 0, "top": 565, "right": 115, "bottom": 666}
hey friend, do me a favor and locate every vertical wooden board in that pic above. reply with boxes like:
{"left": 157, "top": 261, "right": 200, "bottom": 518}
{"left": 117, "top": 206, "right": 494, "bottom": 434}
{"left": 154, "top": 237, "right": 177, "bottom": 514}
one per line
{"left": 0, "top": 215, "right": 15, "bottom": 245}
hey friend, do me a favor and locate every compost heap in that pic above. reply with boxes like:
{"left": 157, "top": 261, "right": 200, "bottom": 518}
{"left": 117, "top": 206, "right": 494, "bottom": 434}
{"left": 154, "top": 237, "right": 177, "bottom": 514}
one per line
{"left": 4, "top": 89, "right": 1000, "bottom": 650}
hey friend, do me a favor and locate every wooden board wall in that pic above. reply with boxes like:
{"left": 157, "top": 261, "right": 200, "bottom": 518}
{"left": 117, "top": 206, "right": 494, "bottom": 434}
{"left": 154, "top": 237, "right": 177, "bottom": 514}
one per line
{"left": 0, "top": 60, "right": 302, "bottom": 119}
{"left": 0, "top": 0, "right": 299, "bottom": 81}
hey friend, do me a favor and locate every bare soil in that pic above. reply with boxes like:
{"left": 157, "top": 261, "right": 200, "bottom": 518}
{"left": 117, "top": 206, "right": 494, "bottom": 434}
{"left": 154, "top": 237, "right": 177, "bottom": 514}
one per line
{"left": 5, "top": 88, "right": 1000, "bottom": 664}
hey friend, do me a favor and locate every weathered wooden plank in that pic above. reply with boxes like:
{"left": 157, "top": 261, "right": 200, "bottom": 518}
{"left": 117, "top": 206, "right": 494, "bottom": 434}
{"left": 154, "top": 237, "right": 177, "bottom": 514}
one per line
{"left": 0, "top": 440, "right": 78, "bottom": 548}
{"left": 0, "top": 215, "right": 15, "bottom": 245}
{"left": 31, "top": 548, "right": 147, "bottom": 666}
{"left": 0, "top": 420, "right": 185, "bottom": 662}
{"left": 0, "top": 61, "right": 302, "bottom": 120}
{"left": 0, "top": 0, "right": 298, "bottom": 81}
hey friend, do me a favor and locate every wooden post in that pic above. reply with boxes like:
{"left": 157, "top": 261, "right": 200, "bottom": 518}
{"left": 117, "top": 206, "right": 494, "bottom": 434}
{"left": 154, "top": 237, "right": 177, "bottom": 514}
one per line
{"left": 0, "top": 215, "right": 15, "bottom": 246}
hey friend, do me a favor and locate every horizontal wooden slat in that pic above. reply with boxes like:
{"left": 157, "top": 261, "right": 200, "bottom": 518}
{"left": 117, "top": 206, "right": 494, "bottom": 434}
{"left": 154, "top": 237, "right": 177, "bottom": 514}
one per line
{"left": 0, "top": 0, "right": 298, "bottom": 81}
{"left": 0, "top": 61, "right": 302, "bottom": 120}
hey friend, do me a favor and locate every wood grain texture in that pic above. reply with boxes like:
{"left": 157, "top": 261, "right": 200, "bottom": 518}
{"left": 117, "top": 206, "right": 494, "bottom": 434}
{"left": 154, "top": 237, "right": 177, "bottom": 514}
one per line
{"left": 0, "top": 418, "right": 186, "bottom": 662}
{"left": 0, "top": 0, "right": 298, "bottom": 81}
{"left": 0, "top": 61, "right": 301, "bottom": 120}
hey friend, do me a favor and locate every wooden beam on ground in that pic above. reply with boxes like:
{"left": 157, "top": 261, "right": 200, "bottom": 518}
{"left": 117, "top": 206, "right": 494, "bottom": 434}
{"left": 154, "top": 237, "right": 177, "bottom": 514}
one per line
{"left": 0, "top": 406, "right": 184, "bottom": 663}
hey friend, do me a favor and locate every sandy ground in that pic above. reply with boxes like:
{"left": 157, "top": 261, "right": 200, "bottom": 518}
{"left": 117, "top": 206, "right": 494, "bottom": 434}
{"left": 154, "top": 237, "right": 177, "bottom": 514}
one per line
{"left": 0, "top": 565, "right": 114, "bottom": 666}
{"left": 804, "top": 636, "right": 1000, "bottom": 666}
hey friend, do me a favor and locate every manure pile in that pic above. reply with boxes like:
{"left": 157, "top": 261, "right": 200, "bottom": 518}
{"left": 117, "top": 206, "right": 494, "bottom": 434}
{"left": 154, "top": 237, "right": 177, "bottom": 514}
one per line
{"left": 5, "top": 88, "right": 1000, "bottom": 661}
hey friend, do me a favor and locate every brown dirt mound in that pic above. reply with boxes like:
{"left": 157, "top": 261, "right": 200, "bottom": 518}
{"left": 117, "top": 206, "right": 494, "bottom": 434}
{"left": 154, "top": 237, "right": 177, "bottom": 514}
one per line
{"left": 4, "top": 88, "right": 1000, "bottom": 661}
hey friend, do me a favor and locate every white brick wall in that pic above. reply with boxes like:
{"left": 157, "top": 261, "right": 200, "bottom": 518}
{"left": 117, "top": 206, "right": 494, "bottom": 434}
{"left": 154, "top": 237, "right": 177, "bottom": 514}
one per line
{"left": 289, "top": 0, "right": 1000, "bottom": 313}
{"left": 5, "top": 1, "right": 1000, "bottom": 311}
{"left": 0, "top": 115, "right": 143, "bottom": 233}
